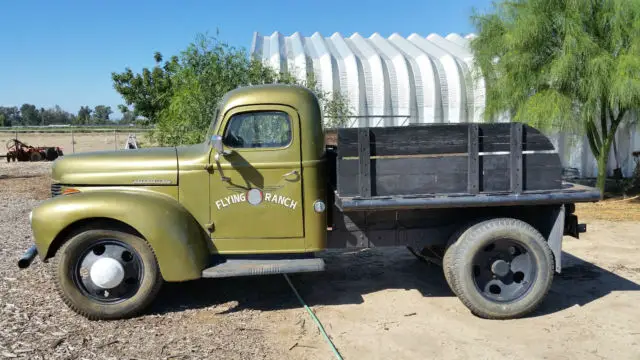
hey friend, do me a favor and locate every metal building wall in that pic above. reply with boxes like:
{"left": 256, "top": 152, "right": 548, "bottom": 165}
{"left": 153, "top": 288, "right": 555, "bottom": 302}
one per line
{"left": 250, "top": 32, "right": 639, "bottom": 178}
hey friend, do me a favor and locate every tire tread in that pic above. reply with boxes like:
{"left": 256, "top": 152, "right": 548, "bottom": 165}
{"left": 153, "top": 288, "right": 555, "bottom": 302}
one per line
{"left": 448, "top": 218, "right": 554, "bottom": 319}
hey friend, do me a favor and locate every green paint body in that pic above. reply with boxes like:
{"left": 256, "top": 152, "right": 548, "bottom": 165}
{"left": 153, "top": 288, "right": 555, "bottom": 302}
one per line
{"left": 31, "top": 85, "right": 327, "bottom": 281}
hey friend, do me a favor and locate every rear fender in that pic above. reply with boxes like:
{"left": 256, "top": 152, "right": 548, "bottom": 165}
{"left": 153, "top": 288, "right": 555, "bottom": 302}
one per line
{"left": 31, "top": 190, "right": 210, "bottom": 281}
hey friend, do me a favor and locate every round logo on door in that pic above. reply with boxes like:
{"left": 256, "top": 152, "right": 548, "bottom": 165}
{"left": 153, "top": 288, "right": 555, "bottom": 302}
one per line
{"left": 246, "top": 188, "right": 263, "bottom": 206}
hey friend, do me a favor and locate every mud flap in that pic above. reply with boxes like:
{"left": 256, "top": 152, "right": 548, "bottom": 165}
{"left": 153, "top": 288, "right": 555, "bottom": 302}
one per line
{"left": 548, "top": 205, "right": 565, "bottom": 273}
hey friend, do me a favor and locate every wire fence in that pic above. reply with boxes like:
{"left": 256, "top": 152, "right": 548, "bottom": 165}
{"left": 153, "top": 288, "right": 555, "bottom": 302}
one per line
{"left": 0, "top": 128, "right": 152, "bottom": 154}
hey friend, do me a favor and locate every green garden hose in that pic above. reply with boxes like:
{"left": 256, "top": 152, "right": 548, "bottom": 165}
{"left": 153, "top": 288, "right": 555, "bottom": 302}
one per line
{"left": 283, "top": 274, "right": 344, "bottom": 360}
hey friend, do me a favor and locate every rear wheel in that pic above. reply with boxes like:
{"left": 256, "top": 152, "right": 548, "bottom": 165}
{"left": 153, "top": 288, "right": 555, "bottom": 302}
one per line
{"left": 46, "top": 147, "right": 59, "bottom": 161}
{"left": 30, "top": 151, "right": 42, "bottom": 161}
{"left": 444, "top": 218, "right": 554, "bottom": 319}
{"left": 54, "top": 229, "right": 163, "bottom": 320}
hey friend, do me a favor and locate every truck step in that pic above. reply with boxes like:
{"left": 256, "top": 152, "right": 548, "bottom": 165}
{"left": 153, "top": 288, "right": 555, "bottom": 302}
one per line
{"left": 201, "top": 258, "right": 325, "bottom": 278}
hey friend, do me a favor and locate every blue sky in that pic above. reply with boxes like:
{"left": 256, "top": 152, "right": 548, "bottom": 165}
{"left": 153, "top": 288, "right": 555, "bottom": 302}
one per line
{"left": 0, "top": 0, "right": 493, "bottom": 118}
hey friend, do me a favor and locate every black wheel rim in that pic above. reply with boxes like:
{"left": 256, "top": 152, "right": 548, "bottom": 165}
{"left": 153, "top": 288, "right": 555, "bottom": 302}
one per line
{"left": 72, "top": 239, "right": 144, "bottom": 304}
{"left": 472, "top": 239, "right": 537, "bottom": 303}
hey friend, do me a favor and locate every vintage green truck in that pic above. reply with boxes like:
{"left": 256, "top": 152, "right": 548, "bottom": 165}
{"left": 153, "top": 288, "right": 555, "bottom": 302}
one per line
{"left": 18, "top": 84, "right": 600, "bottom": 320}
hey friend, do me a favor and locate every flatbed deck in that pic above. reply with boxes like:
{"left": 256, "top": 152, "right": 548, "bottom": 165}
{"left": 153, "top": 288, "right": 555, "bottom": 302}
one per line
{"left": 335, "top": 182, "right": 601, "bottom": 212}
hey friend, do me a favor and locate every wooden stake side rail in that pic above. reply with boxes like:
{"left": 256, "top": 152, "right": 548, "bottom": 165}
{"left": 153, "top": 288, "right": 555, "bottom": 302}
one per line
{"left": 336, "top": 123, "right": 562, "bottom": 198}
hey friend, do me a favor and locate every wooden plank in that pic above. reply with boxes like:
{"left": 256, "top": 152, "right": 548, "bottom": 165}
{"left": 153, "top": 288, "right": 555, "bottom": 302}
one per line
{"left": 478, "top": 123, "right": 555, "bottom": 152}
{"left": 338, "top": 123, "right": 555, "bottom": 157}
{"left": 337, "top": 156, "right": 468, "bottom": 196}
{"left": 467, "top": 124, "right": 479, "bottom": 193}
{"left": 510, "top": 123, "right": 523, "bottom": 194}
{"left": 478, "top": 124, "right": 510, "bottom": 152}
{"left": 338, "top": 125, "right": 468, "bottom": 158}
{"left": 523, "top": 153, "right": 563, "bottom": 190}
{"left": 481, "top": 155, "right": 510, "bottom": 192}
{"left": 358, "top": 128, "right": 371, "bottom": 197}
{"left": 479, "top": 153, "right": 562, "bottom": 192}
{"left": 523, "top": 125, "right": 556, "bottom": 151}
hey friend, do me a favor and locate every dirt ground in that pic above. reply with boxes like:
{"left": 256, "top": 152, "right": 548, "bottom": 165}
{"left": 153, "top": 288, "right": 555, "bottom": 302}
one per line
{"left": 0, "top": 131, "right": 150, "bottom": 155}
{"left": 1, "top": 162, "right": 639, "bottom": 360}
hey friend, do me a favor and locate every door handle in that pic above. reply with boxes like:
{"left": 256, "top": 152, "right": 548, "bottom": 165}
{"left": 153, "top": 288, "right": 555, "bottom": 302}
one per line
{"left": 282, "top": 170, "right": 299, "bottom": 178}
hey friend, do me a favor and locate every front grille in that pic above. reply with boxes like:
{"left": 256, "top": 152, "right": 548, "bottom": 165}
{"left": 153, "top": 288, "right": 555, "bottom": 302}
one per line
{"left": 51, "top": 184, "right": 62, "bottom": 197}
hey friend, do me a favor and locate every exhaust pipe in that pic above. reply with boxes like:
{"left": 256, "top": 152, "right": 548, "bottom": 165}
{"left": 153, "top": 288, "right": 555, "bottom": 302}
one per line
{"left": 18, "top": 245, "right": 38, "bottom": 269}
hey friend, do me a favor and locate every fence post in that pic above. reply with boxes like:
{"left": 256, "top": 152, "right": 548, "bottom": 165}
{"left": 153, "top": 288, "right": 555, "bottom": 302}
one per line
{"left": 71, "top": 130, "right": 75, "bottom": 153}
{"left": 114, "top": 130, "right": 117, "bottom": 150}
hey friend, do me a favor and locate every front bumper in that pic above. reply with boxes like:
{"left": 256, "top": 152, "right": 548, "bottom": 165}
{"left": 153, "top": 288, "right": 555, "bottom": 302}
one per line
{"left": 18, "top": 244, "right": 38, "bottom": 269}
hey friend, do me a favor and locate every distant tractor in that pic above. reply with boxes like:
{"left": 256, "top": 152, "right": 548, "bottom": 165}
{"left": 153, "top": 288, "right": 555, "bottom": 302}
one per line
{"left": 4, "top": 139, "right": 63, "bottom": 162}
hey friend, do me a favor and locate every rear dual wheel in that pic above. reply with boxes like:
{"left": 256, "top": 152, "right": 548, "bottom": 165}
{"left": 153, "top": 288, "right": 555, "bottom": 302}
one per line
{"left": 54, "top": 229, "right": 163, "bottom": 320}
{"left": 443, "top": 218, "right": 554, "bottom": 319}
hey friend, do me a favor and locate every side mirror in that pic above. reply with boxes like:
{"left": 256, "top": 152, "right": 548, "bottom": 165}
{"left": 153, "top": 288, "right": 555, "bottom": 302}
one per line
{"left": 210, "top": 135, "right": 230, "bottom": 182}
{"left": 211, "top": 135, "right": 224, "bottom": 154}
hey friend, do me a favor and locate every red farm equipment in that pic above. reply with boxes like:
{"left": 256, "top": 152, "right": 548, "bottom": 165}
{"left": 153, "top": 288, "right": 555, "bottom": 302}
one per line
{"left": 4, "top": 139, "right": 64, "bottom": 162}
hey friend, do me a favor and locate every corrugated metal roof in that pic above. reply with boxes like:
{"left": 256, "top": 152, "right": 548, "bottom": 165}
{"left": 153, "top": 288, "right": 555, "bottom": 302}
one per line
{"left": 251, "top": 32, "right": 485, "bottom": 127}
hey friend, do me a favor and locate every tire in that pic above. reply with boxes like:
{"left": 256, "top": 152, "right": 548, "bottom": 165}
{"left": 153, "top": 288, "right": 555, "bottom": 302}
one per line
{"left": 53, "top": 229, "right": 163, "bottom": 320}
{"left": 30, "top": 152, "right": 42, "bottom": 161}
{"left": 46, "top": 147, "right": 58, "bottom": 161}
{"left": 445, "top": 218, "right": 554, "bottom": 320}
{"left": 443, "top": 220, "right": 484, "bottom": 296}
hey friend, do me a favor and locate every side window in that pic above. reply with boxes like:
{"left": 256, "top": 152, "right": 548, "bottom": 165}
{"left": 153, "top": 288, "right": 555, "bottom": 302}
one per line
{"left": 223, "top": 111, "right": 292, "bottom": 149}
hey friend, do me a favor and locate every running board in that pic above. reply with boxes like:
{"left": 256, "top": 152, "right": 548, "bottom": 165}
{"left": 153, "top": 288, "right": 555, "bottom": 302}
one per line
{"left": 201, "top": 258, "right": 325, "bottom": 278}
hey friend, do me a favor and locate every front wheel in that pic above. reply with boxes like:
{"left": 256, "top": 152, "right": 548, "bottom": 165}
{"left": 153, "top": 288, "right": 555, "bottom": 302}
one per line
{"left": 443, "top": 218, "right": 554, "bottom": 319}
{"left": 54, "top": 229, "right": 163, "bottom": 320}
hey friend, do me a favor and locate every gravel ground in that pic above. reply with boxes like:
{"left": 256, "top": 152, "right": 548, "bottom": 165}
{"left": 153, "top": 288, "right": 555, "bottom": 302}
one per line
{"left": 1, "top": 161, "right": 639, "bottom": 360}
{"left": 0, "top": 162, "right": 290, "bottom": 359}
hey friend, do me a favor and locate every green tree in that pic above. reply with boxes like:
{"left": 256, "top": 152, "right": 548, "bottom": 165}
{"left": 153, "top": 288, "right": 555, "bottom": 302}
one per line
{"left": 117, "top": 105, "right": 137, "bottom": 124}
{"left": 0, "top": 113, "right": 5, "bottom": 127}
{"left": 93, "top": 105, "right": 113, "bottom": 124}
{"left": 0, "top": 107, "right": 21, "bottom": 126}
{"left": 76, "top": 106, "right": 92, "bottom": 125}
{"left": 112, "top": 53, "right": 179, "bottom": 123}
{"left": 20, "top": 104, "right": 40, "bottom": 125}
{"left": 471, "top": 0, "right": 640, "bottom": 192}
{"left": 152, "top": 34, "right": 353, "bottom": 146}
{"left": 40, "top": 106, "right": 75, "bottom": 125}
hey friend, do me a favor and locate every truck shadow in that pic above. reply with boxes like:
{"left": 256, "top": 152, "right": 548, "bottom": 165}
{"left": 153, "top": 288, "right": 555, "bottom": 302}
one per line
{"left": 149, "top": 248, "right": 640, "bottom": 318}
{"left": 533, "top": 252, "right": 640, "bottom": 317}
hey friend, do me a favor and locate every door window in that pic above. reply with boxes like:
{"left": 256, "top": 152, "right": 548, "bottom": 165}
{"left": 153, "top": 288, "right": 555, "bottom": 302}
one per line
{"left": 222, "top": 111, "right": 291, "bottom": 149}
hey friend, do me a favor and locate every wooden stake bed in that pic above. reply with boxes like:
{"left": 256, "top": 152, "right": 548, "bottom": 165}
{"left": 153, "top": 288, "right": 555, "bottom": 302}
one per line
{"left": 334, "top": 123, "right": 599, "bottom": 204}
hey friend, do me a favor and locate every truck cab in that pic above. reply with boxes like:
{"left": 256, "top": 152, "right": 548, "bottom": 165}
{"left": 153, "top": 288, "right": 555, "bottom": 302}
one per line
{"left": 20, "top": 84, "right": 600, "bottom": 321}
{"left": 201, "top": 85, "right": 327, "bottom": 254}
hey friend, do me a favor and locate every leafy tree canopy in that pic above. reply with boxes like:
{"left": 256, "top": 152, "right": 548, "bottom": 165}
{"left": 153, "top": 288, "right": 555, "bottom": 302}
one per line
{"left": 471, "top": 0, "right": 640, "bottom": 191}
{"left": 93, "top": 105, "right": 113, "bottom": 123}
{"left": 114, "top": 33, "right": 354, "bottom": 146}
{"left": 111, "top": 53, "right": 179, "bottom": 124}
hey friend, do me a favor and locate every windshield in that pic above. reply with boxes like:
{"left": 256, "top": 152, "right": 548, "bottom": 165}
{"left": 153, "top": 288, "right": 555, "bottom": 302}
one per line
{"left": 205, "top": 105, "right": 221, "bottom": 145}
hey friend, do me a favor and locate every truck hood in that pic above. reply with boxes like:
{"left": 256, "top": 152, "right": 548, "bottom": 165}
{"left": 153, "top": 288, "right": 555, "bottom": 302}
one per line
{"left": 52, "top": 147, "right": 178, "bottom": 185}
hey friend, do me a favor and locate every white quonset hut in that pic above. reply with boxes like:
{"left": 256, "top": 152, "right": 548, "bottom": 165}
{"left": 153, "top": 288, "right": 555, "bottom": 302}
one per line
{"left": 251, "top": 32, "right": 639, "bottom": 178}
{"left": 251, "top": 32, "right": 485, "bottom": 127}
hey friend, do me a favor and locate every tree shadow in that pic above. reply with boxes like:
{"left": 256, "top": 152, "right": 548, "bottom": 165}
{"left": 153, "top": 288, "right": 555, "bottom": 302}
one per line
{"left": 148, "top": 248, "right": 640, "bottom": 318}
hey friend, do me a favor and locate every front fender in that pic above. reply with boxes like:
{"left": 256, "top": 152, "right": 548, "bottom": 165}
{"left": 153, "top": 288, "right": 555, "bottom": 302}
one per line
{"left": 31, "top": 190, "right": 210, "bottom": 282}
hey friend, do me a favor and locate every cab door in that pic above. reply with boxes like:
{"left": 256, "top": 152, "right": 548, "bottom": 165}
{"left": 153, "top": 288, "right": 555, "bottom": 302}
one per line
{"left": 209, "top": 105, "right": 305, "bottom": 253}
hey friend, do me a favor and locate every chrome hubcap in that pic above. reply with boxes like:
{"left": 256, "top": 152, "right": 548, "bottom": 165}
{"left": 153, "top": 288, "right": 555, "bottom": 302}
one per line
{"left": 73, "top": 240, "right": 143, "bottom": 303}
